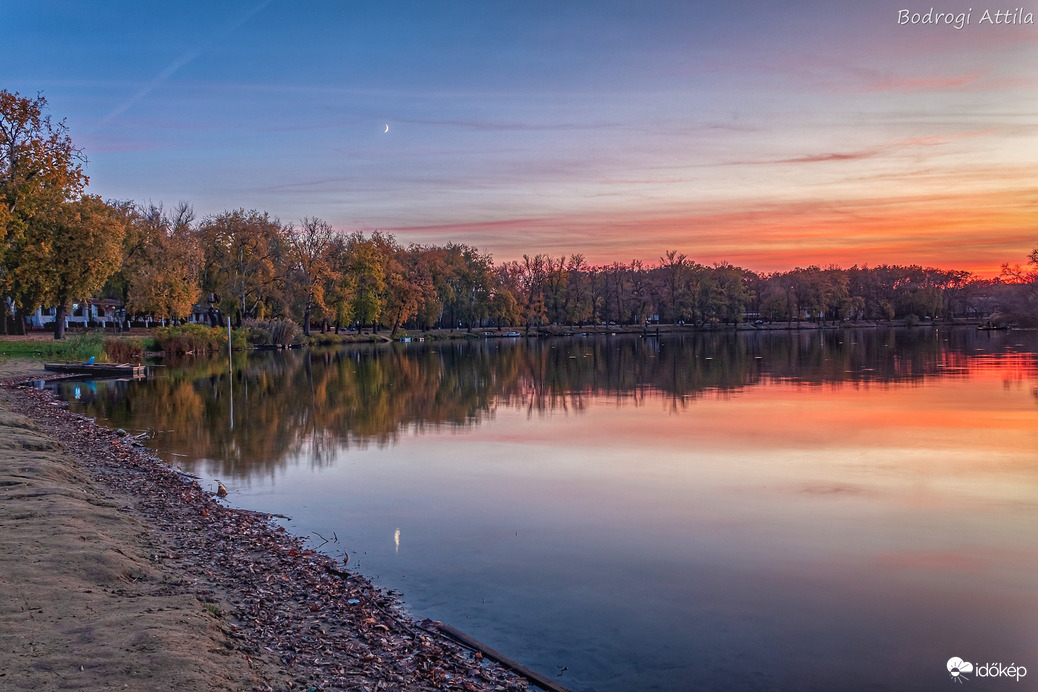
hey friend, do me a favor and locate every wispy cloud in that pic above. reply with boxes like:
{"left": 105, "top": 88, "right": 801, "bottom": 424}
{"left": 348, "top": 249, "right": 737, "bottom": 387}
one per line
{"left": 722, "top": 129, "right": 982, "bottom": 168}
{"left": 859, "top": 70, "right": 987, "bottom": 93}
{"left": 775, "top": 150, "right": 881, "bottom": 164}
{"left": 99, "top": 0, "right": 276, "bottom": 125}
{"left": 400, "top": 117, "right": 621, "bottom": 133}
{"left": 376, "top": 187, "right": 1038, "bottom": 276}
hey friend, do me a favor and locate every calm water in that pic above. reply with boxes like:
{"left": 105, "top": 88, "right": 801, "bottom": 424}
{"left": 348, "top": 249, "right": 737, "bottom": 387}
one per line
{"left": 55, "top": 328, "right": 1038, "bottom": 691}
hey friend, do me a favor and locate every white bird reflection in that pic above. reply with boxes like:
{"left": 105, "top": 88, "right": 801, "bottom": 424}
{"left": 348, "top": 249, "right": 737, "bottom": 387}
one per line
{"left": 394, "top": 528, "right": 400, "bottom": 553}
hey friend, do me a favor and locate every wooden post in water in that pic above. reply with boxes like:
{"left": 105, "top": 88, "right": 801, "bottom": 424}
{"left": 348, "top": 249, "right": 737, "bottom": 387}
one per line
{"left": 433, "top": 622, "right": 572, "bottom": 692}
{"left": 227, "top": 315, "right": 234, "bottom": 430}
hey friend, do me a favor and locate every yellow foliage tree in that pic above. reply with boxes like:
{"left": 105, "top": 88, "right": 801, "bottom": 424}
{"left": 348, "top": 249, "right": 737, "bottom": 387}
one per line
{"left": 1, "top": 90, "right": 88, "bottom": 333}
{"left": 15, "top": 195, "right": 126, "bottom": 338}
{"left": 124, "top": 202, "right": 202, "bottom": 322}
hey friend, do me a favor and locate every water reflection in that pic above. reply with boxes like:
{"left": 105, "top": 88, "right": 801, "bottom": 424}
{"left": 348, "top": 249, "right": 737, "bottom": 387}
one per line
{"left": 51, "top": 327, "right": 1038, "bottom": 691}
{"left": 60, "top": 328, "right": 1037, "bottom": 480}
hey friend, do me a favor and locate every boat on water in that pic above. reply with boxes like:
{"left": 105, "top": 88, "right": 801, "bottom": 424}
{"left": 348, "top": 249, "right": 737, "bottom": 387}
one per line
{"left": 44, "top": 362, "right": 146, "bottom": 379}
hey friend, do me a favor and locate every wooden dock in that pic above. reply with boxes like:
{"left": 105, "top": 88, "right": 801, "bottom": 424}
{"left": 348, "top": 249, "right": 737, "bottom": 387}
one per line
{"left": 44, "top": 362, "right": 146, "bottom": 379}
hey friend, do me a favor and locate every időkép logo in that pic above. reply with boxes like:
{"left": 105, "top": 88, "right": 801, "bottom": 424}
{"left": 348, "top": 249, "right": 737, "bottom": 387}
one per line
{"left": 948, "top": 656, "right": 1027, "bottom": 683}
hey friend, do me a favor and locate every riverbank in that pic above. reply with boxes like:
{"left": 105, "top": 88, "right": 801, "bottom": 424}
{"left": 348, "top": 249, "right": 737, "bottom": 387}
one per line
{"left": 2, "top": 315, "right": 991, "bottom": 352}
{"left": 0, "top": 359, "right": 527, "bottom": 691}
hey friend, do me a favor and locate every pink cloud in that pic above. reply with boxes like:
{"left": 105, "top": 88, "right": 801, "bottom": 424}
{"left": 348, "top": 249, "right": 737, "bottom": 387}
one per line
{"left": 875, "top": 551, "right": 986, "bottom": 573}
{"left": 859, "top": 70, "right": 987, "bottom": 93}
{"left": 775, "top": 150, "right": 881, "bottom": 164}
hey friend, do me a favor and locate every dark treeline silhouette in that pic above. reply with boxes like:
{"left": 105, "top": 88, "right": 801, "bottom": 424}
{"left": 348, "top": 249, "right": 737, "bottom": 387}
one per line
{"left": 58, "top": 328, "right": 1038, "bottom": 477}
{"left": 4, "top": 90, "right": 1037, "bottom": 335}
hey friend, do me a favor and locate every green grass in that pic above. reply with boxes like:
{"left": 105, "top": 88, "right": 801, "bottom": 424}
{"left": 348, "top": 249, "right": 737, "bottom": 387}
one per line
{"left": 0, "top": 331, "right": 113, "bottom": 361}
{"left": 0, "top": 340, "right": 53, "bottom": 358}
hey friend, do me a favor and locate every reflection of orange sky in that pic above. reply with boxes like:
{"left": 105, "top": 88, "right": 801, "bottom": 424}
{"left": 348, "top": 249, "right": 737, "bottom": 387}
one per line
{"left": 519, "top": 381, "right": 1036, "bottom": 462}
{"left": 403, "top": 353, "right": 1038, "bottom": 588}
{"left": 467, "top": 353, "right": 1038, "bottom": 505}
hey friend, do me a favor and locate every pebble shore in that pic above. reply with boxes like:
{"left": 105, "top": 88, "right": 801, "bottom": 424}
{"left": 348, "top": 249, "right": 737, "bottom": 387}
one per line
{"left": 2, "top": 370, "right": 528, "bottom": 692}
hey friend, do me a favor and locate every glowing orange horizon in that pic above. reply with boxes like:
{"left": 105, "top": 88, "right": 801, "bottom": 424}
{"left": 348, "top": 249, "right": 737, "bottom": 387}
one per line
{"left": 383, "top": 188, "right": 1037, "bottom": 278}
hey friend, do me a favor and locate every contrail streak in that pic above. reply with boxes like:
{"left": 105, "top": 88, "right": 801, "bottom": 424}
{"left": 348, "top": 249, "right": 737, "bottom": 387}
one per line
{"left": 99, "top": 0, "right": 276, "bottom": 125}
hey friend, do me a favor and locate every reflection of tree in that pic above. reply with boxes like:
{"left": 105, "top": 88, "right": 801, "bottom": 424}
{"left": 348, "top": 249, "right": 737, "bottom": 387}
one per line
{"left": 63, "top": 328, "right": 1038, "bottom": 478}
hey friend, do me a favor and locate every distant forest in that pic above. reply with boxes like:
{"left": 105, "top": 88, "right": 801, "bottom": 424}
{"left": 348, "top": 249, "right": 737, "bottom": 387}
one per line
{"left": 3, "top": 90, "right": 1037, "bottom": 338}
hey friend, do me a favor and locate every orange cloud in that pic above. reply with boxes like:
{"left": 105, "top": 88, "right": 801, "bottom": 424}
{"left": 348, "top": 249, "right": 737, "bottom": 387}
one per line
{"left": 385, "top": 188, "right": 1038, "bottom": 276}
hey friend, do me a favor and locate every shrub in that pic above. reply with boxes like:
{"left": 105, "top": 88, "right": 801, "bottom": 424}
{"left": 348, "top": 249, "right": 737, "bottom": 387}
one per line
{"left": 242, "top": 319, "right": 270, "bottom": 346}
{"left": 154, "top": 324, "right": 245, "bottom": 354}
{"left": 243, "top": 318, "right": 299, "bottom": 347}
{"left": 59, "top": 331, "right": 107, "bottom": 361}
{"left": 103, "top": 337, "right": 145, "bottom": 363}
{"left": 309, "top": 332, "right": 345, "bottom": 346}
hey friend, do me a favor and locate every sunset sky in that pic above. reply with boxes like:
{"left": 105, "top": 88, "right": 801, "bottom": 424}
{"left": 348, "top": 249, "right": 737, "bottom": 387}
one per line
{"left": 5, "top": 0, "right": 1037, "bottom": 275}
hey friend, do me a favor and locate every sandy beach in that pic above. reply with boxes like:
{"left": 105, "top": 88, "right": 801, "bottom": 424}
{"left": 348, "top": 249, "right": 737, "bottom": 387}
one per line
{"left": 0, "top": 359, "right": 527, "bottom": 691}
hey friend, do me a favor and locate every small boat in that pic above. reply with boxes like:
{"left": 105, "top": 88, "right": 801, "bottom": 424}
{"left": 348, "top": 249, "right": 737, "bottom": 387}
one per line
{"left": 399, "top": 336, "right": 412, "bottom": 343}
{"left": 44, "top": 362, "right": 146, "bottom": 379}
{"left": 503, "top": 331, "right": 522, "bottom": 337}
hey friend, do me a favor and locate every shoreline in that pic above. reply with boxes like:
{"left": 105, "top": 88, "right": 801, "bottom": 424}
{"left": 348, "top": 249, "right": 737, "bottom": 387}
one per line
{"left": 0, "top": 360, "right": 529, "bottom": 691}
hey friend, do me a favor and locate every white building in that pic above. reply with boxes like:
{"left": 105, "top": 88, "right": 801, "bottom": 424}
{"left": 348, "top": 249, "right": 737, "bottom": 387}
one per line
{"left": 27, "top": 299, "right": 125, "bottom": 330}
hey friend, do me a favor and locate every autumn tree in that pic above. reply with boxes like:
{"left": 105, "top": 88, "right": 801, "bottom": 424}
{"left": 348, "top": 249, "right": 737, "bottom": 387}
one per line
{"left": 437, "top": 244, "right": 495, "bottom": 330}
{"left": 700, "top": 263, "right": 751, "bottom": 324}
{"left": 286, "top": 216, "right": 336, "bottom": 335}
{"left": 847, "top": 266, "right": 895, "bottom": 321}
{"left": 0, "top": 91, "right": 86, "bottom": 238}
{"left": 655, "top": 251, "right": 686, "bottom": 323}
{"left": 414, "top": 246, "right": 449, "bottom": 329}
{"left": 755, "top": 274, "right": 790, "bottom": 322}
{"left": 602, "top": 261, "right": 634, "bottom": 325}
{"left": 382, "top": 243, "right": 436, "bottom": 337}
{"left": 324, "top": 233, "right": 357, "bottom": 332}
{"left": 488, "top": 285, "right": 522, "bottom": 327}
{"left": 564, "top": 254, "right": 594, "bottom": 325}
{"left": 543, "top": 256, "right": 568, "bottom": 324}
{"left": 13, "top": 195, "right": 126, "bottom": 338}
{"left": 493, "top": 255, "right": 550, "bottom": 332}
{"left": 1, "top": 90, "right": 88, "bottom": 333}
{"left": 586, "top": 265, "right": 606, "bottom": 325}
{"left": 199, "top": 209, "right": 285, "bottom": 325}
{"left": 116, "top": 202, "right": 202, "bottom": 323}
{"left": 343, "top": 232, "right": 387, "bottom": 332}
{"left": 998, "top": 247, "right": 1038, "bottom": 326}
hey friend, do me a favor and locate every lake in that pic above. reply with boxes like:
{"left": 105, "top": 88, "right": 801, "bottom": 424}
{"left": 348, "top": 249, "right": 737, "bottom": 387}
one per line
{"left": 54, "top": 327, "right": 1038, "bottom": 691}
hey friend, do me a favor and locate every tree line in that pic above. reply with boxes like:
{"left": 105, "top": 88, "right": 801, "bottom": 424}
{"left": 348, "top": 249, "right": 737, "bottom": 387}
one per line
{"left": 3, "top": 90, "right": 1036, "bottom": 339}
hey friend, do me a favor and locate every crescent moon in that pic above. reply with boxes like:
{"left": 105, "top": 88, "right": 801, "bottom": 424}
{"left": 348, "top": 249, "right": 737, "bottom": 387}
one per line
{"left": 384, "top": 123, "right": 389, "bottom": 133}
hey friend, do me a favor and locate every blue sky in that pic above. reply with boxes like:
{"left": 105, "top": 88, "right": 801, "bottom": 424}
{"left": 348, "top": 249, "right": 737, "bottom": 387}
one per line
{"left": 5, "top": 0, "right": 1037, "bottom": 272}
